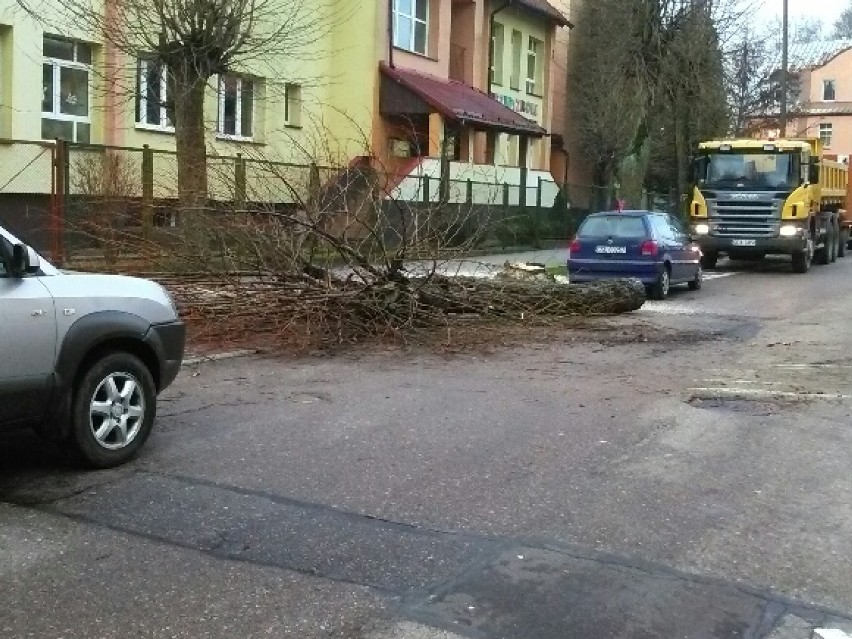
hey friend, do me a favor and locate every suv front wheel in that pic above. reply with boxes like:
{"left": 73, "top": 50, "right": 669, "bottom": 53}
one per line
{"left": 70, "top": 352, "right": 157, "bottom": 468}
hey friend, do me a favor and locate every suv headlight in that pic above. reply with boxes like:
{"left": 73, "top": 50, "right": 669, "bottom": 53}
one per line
{"left": 160, "top": 285, "right": 179, "bottom": 316}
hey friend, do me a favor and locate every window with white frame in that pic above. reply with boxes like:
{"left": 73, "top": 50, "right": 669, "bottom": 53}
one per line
{"left": 137, "top": 57, "right": 174, "bottom": 130}
{"left": 820, "top": 122, "right": 833, "bottom": 147}
{"left": 490, "top": 22, "right": 505, "bottom": 86}
{"left": 823, "top": 79, "right": 836, "bottom": 101}
{"left": 218, "top": 75, "right": 254, "bottom": 139}
{"left": 285, "top": 83, "right": 301, "bottom": 127}
{"left": 510, "top": 29, "right": 522, "bottom": 90}
{"left": 42, "top": 35, "right": 92, "bottom": 143}
{"left": 526, "top": 36, "right": 543, "bottom": 96}
{"left": 393, "top": 0, "right": 428, "bottom": 55}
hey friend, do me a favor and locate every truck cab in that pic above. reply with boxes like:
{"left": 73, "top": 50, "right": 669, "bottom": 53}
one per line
{"left": 689, "top": 139, "right": 847, "bottom": 273}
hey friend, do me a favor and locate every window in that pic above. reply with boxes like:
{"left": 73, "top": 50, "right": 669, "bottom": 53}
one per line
{"left": 490, "top": 22, "right": 505, "bottom": 86}
{"left": 579, "top": 215, "right": 647, "bottom": 239}
{"left": 666, "top": 217, "right": 689, "bottom": 243}
{"left": 510, "top": 30, "right": 522, "bottom": 90}
{"left": 285, "top": 82, "right": 301, "bottom": 127}
{"left": 393, "top": 0, "right": 428, "bottom": 55}
{"left": 218, "top": 75, "right": 254, "bottom": 139}
{"left": 136, "top": 57, "right": 174, "bottom": 130}
{"left": 526, "top": 37, "right": 543, "bottom": 95}
{"left": 823, "top": 79, "right": 836, "bottom": 101}
{"left": 42, "top": 35, "right": 91, "bottom": 143}
{"left": 820, "top": 122, "right": 833, "bottom": 148}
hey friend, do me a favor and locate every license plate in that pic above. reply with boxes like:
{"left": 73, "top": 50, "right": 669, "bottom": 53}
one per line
{"left": 595, "top": 246, "right": 627, "bottom": 254}
{"left": 731, "top": 239, "right": 757, "bottom": 247}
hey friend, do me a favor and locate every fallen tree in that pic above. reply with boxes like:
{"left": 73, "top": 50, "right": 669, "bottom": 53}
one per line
{"left": 159, "top": 270, "right": 646, "bottom": 350}
{"left": 62, "top": 147, "right": 646, "bottom": 351}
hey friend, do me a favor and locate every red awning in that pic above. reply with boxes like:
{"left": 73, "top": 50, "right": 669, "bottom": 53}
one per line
{"left": 380, "top": 63, "right": 546, "bottom": 137}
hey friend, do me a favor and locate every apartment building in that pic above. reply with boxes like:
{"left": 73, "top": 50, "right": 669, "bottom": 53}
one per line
{"left": 783, "top": 40, "right": 852, "bottom": 160}
{"left": 376, "top": 0, "right": 571, "bottom": 204}
{"left": 0, "top": 0, "right": 572, "bottom": 232}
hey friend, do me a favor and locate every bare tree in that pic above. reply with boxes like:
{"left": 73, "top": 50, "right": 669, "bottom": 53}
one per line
{"left": 834, "top": 1, "right": 852, "bottom": 38}
{"left": 725, "top": 28, "right": 776, "bottom": 135}
{"left": 648, "top": 6, "right": 729, "bottom": 203}
{"left": 792, "top": 17, "right": 824, "bottom": 42}
{"left": 568, "top": 0, "right": 646, "bottom": 188}
{"left": 17, "top": 0, "right": 335, "bottom": 214}
{"left": 70, "top": 151, "right": 138, "bottom": 265}
{"left": 569, "top": 0, "right": 749, "bottom": 196}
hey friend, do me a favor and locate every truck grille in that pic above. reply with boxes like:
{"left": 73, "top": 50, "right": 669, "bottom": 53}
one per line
{"left": 706, "top": 198, "right": 782, "bottom": 237}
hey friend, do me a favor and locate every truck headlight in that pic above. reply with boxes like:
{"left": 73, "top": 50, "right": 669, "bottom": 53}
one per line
{"left": 779, "top": 225, "right": 799, "bottom": 237}
{"left": 694, "top": 223, "right": 710, "bottom": 235}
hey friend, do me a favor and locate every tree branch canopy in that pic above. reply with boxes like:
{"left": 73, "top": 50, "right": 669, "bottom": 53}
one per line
{"left": 17, "top": 0, "right": 339, "bottom": 211}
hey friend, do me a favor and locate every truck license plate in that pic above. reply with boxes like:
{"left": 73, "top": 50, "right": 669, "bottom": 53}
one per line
{"left": 731, "top": 239, "right": 757, "bottom": 247}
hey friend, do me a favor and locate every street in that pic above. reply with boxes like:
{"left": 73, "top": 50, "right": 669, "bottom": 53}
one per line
{"left": 3, "top": 256, "right": 852, "bottom": 639}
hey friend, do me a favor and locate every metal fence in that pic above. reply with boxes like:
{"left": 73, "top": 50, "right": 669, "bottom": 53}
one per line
{"left": 0, "top": 138, "right": 678, "bottom": 266}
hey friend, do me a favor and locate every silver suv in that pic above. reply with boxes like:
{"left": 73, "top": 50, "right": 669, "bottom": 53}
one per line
{"left": 0, "top": 224, "right": 185, "bottom": 467}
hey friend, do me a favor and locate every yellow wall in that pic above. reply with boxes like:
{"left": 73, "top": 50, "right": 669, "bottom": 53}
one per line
{"left": 0, "top": 0, "right": 376, "bottom": 189}
{"left": 488, "top": 5, "right": 552, "bottom": 170}
{"left": 0, "top": 0, "right": 574, "bottom": 197}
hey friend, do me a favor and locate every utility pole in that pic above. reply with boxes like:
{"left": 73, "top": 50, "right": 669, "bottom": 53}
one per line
{"left": 780, "top": 0, "right": 789, "bottom": 137}
{"left": 739, "top": 38, "right": 749, "bottom": 135}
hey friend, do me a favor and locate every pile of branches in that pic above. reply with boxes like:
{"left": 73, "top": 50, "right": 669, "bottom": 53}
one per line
{"left": 65, "top": 154, "right": 645, "bottom": 351}
{"left": 157, "top": 269, "right": 645, "bottom": 350}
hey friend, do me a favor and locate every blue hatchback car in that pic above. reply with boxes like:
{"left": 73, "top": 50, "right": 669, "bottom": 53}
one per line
{"left": 568, "top": 210, "right": 702, "bottom": 300}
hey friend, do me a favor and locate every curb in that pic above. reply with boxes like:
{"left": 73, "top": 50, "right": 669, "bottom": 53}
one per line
{"left": 182, "top": 349, "right": 258, "bottom": 367}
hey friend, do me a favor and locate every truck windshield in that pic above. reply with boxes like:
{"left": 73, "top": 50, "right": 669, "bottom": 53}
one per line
{"left": 700, "top": 152, "right": 798, "bottom": 190}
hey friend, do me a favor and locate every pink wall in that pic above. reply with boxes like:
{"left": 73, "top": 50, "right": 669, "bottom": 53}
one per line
{"left": 389, "top": 0, "right": 452, "bottom": 78}
{"left": 807, "top": 49, "right": 852, "bottom": 102}
{"left": 548, "top": 0, "right": 593, "bottom": 185}
{"left": 789, "top": 48, "right": 852, "bottom": 156}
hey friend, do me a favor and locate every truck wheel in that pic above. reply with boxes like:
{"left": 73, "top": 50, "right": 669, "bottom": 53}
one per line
{"left": 649, "top": 266, "right": 670, "bottom": 300}
{"left": 792, "top": 240, "right": 813, "bottom": 273}
{"left": 70, "top": 352, "right": 157, "bottom": 468}
{"left": 829, "top": 225, "right": 839, "bottom": 263}
{"left": 816, "top": 238, "right": 830, "bottom": 265}
{"left": 700, "top": 251, "right": 718, "bottom": 270}
{"left": 839, "top": 229, "right": 848, "bottom": 258}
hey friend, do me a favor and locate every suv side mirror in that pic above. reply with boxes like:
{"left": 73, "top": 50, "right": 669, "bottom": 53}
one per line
{"left": 25, "top": 245, "right": 40, "bottom": 273}
{"left": 10, "top": 243, "right": 39, "bottom": 277}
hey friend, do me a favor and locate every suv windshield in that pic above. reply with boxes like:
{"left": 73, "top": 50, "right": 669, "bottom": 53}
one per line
{"left": 579, "top": 215, "right": 647, "bottom": 239}
{"left": 700, "top": 151, "right": 798, "bottom": 190}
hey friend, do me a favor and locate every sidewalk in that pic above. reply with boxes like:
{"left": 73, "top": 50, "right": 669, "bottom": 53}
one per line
{"left": 406, "top": 248, "right": 569, "bottom": 278}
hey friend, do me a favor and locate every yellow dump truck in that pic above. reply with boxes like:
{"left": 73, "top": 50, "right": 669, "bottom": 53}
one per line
{"left": 689, "top": 138, "right": 850, "bottom": 272}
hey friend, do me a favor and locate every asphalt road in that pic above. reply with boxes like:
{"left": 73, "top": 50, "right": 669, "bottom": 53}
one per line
{"left": 3, "top": 254, "right": 852, "bottom": 639}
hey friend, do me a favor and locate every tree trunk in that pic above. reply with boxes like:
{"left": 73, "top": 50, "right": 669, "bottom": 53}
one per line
{"left": 173, "top": 76, "right": 208, "bottom": 217}
{"left": 674, "top": 101, "right": 686, "bottom": 217}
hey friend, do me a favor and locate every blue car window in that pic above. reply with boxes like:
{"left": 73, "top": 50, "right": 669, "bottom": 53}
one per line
{"left": 669, "top": 217, "right": 687, "bottom": 235}
{"left": 579, "top": 216, "right": 647, "bottom": 238}
{"left": 652, "top": 216, "right": 674, "bottom": 242}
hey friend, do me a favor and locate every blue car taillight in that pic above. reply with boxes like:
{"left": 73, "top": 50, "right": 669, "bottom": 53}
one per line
{"left": 640, "top": 240, "right": 658, "bottom": 257}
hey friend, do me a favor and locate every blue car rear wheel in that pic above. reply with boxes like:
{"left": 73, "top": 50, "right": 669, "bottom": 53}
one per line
{"left": 649, "top": 267, "right": 670, "bottom": 300}
{"left": 688, "top": 266, "right": 702, "bottom": 291}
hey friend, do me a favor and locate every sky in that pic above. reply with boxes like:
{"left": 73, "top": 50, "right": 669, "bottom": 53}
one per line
{"left": 757, "top": 0, "right": 846, "bottom": 28}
